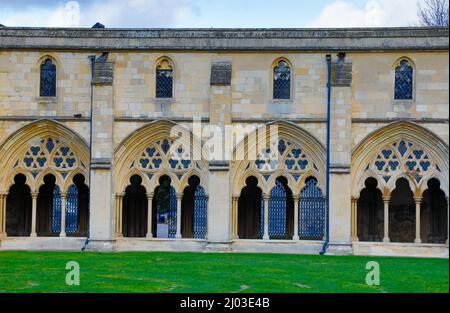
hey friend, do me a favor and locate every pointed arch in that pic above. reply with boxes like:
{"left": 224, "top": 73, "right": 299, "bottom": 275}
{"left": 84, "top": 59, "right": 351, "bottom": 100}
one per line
{"left": 393, "top": 57, "right": 415, "bottom": 101}
{"left": 155, "top": 56, "right": 175, "bottom": 99}
{"left": 0, "top": 119, "right": 90, "bottom": 194}
{"left": 352, "top": 121, "right": 449, "bottom": 198}
{"left": 114, "top": 119, "right": 208, "bottom": 195}
{"left": 232, "top": 120, "right": 326, "bottom": 196}
{"left": 36, "top": 54, "right": 60, "bottom": 98}
{"left": 272, "top": 57, "right": 293, "bottom": 100}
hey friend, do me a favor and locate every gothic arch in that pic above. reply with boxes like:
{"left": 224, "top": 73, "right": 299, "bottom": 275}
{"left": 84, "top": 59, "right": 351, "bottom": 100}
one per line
{"left": 114, "top": 119, "right": 208, "bottom": 195}
{"left": 232, "top": 120, "right": 326, "bottom": 196}
{"left": 352, "top": 121, "right": 449, "bottom": 198}
{"left": 0, "top": 119, "right": 90, "bottom": 194}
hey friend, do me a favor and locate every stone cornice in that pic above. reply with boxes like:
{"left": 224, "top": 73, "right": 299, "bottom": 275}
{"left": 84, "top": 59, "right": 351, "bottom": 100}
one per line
{"left": 0, "top": 27, "right": 448, "bottom": 51}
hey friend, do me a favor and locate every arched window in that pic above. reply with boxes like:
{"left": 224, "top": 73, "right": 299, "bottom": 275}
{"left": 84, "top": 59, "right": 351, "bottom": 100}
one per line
{"left": 40, "top": 58, "right": 57, "bottom": 97}
{"left": 394, "top": 59, "right": 413, "bottom": 100}
{"left": 156, "top": 58, "right": 174, "bottom": 99}
{"left": 273, "top": 60, "right": 291, "bottom": 100}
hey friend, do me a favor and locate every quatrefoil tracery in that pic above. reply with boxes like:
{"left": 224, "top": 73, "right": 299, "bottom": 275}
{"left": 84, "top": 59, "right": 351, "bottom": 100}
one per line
{"left": 254, "top": 139, "right": 311, "bottom": 174}
{"left": 137, "top": 138, "right": 193, "bottom": 173}
{"left": 370, "top": 140, "right": 434, "bottom": 184}
{"left": 21, "top": 138, "right": 78, "bottom": 172}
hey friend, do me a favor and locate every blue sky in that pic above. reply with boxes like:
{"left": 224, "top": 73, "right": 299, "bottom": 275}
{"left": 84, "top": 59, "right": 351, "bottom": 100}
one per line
{"left": 0, "top": 0, "right": 425, "bottom": 28}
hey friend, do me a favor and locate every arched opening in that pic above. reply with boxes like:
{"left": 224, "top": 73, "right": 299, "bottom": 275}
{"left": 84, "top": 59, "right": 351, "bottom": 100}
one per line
{"left": 36, "top": 174, "right": 60, "bottom": 237}
{"left": 155, "top": 58, "right": 174, "bottom": 99}
{"left": 238, "top": 176, "right": 263, "bottom": 239}
{"left": 181, "top": 176, "right": 207, "bottom": 239}
{"left": 152, "top": 175, "right": 177, "bottom": 238}
{"left": 122, "top": 175, "right": 147, "bottom": 238}
{"left": 394, "top": 58, "right": 413, "bottom": 100}
{"left": 66, "top": 174, "right": 89, "bottom": 237}
{"left": 40, "top": 58, "right": 57, "bottom": 97}
{"left": 273, "top": 59, "right": 291, "bottom": 100}
{"left": 6, "top": 174, "right": 32, "bottom": 236}
{"left": 389, "top": 178, "right": 415, "bottom": 243}
{"left": 357, "top": 177, "right": 384, "bottom": 242}
{"left": 268, "top": 176, "right": 294, "bottom": 240}
{"left": 421, "top": 179, "right": 448, "bottom": 244}
{"left": 299, "top": 177, "right": 325, "bottom": 240}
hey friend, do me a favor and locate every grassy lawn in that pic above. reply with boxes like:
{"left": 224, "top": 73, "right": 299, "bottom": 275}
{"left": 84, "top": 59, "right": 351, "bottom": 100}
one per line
{"left": 0, "top": 251, "right": 448, "bottom": 293}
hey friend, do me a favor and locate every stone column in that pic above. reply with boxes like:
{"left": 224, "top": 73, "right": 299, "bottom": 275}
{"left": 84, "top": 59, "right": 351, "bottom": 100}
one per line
{"left": 0, "top": 193, "right": 6, "bottom": 237}
{"left": 293, "top": 196, "right": 300, "bottom": 241}
{"left": 115, "top": 193, "right": 124, "bottom": 238}
{"left": 175, "top": 193, "right": 183, "bottom": 239}
{"left": 446, "top": 197, "right": 449, "bottom": 245}
{"left": 232, "top": 196, "right": 239, "bottom": 239}
{"left": 414, "top": 197, "right": 422, "bottom": 244}
{"left": 263, "top": 194, "right": 270, "bottom": 240}
{"left": 89, "top": 58, "right": 115, "bottom": 245}
{"left": 328, "top": 54, "right": 353, "bottom": 250}
{"left": 31, "top": 192, "right": 38, "bottom": 237}
{"left": 206, "top": 60, "right": 233, "bottom": 244}
{"left": 146, "top": 193, "right": 154, "bottom": 239}
{"left": 383, "top": 196, "right": 390, "bottom": 243}
{"left": 351, "top": 197, "right": 359, "bottom": 241}
{"left": 60, "top": 193, "right": 67, "bottom": 238}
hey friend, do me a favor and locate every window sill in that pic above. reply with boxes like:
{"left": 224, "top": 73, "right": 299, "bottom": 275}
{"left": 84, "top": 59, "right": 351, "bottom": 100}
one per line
{"left": 154, "top": 98, "right": 175, "bottom": 105}
{"left": 393, "top": 99, "right": 415, "bottom": 105}
{"left": 270, "top": 99, "right": 294, "bottom": 105}
{"left": 36, "top": 96, "right": 57, "bottom": 104}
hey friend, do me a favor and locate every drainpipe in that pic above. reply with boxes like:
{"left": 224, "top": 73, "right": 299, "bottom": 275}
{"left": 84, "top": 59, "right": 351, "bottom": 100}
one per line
{"left": 320, "top": 54, "right": 332, "bottom": 255}
{"left": 82, "top": 55, "right": 96, "bottom": 251}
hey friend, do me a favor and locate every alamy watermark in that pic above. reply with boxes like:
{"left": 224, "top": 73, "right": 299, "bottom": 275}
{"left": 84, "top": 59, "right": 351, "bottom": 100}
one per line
{"left": 65, "top": 261, "right": 80, "bottom": 286}
{"left": 365, "top": 261, "right": 380, "bottom": 286}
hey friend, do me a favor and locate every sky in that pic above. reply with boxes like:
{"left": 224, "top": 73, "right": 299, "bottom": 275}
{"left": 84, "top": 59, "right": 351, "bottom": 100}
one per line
{"left": 0, "top": 0, "right": 426, "bottom": 28}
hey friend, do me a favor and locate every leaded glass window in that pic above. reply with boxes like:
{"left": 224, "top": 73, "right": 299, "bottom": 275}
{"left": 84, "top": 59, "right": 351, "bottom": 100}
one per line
{"left": 394, "top": 59, "right": 413, "bottom": 100}
{"left": 156, "top": 59, "right": 173, "bottom": 98}
{"left": 40, "top": 58, "right": 56, "bottom": 97}
{"left": 273, "top": 60, "right": 291, "bottom": 100}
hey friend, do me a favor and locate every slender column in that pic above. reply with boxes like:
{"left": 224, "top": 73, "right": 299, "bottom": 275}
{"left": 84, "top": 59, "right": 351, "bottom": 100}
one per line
{"left": 382, "top": 196, "right": 390, "bottom": 243}
{"left": 0, "top": 193, "right": 6, "bottom": 236}
{"left": 3, "top": 194, "right": 7, "bottom": 236}
{"left": 175, "top": 193, "right": 183, "bottom": 239}
{"left": 60, "top": 193, "right": 67, "bottom": 238}
{"left": 31, "top": 192, "right": 38, "bottom": 237}
{"left": 351, "top": 197, "right": 359, "bottom": 242}
{"left": 146, "top": 193, "right": 154, "bottom": 239}
{"left": 446, "top": 197, "right": 449, "bottom": 245}
{"left": 293, "top": 196, "right": 300, "bottom": 241}
{"left": 114, "top": 194, "right": 120, "bottom": 237}
{"left": 263, "top": 194, "right": 270, "bottom": 240}
{"left": 232, "top": 196, "right": 239, "bottom": 240}
{"left": 414, "top": 197, "right": 422, "bottom": 244}
{"left": 116, "top": 193, "right": 124, "bottom": 238}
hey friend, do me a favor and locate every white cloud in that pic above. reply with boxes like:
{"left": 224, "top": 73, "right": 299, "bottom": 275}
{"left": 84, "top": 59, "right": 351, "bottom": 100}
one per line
{"left": 307, "top": 0, "right": 426, "bottom": 28}
{"left": 0, "top": 0, "right": 198, "bottom": 27}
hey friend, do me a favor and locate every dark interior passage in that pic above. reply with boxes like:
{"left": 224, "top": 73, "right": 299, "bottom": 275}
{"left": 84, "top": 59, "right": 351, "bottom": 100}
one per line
{"left": 181, "top": 176, "right": 199, "bottom": 238}
{"left": 36, "top": 174, "right": 59, "bottom": 237}
{"left": 357, "top": 177, "right": 384, "bottom": 242}
{"left": 421, "top": 178, "right": 447, "bottom": 244}
{"left": 122, "top": 175, "right": 147, "bottom": 237}
{"left": 238, "top": 176, "right": 263, "bottom": 239}
{"left": 6, "top": 174, "right": 32, "bottom": 236}
{"left": 389, "top": 178, "right": 415, "bottom": 243}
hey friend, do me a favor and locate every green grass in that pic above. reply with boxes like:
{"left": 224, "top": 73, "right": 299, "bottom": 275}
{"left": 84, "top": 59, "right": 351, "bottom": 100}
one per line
{"left": 0, "top": 251, "right": 448, "bottom": 293}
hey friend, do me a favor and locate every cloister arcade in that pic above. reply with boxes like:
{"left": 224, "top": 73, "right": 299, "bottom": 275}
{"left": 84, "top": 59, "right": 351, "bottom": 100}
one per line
{"left": 0, "top": 120, "right": 447, "bottom": 253}
{"left": 351, "top": 122, "right": 449, "bottom": 245}
{"left": 0, "top": 120, "right": 90, "bottom": 238}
